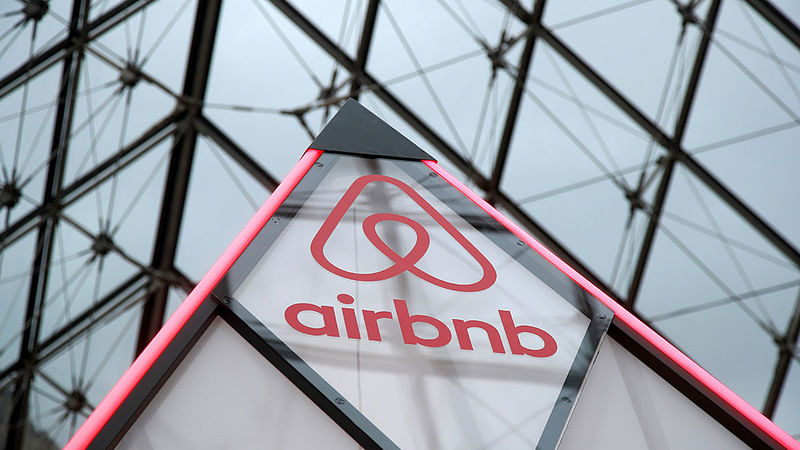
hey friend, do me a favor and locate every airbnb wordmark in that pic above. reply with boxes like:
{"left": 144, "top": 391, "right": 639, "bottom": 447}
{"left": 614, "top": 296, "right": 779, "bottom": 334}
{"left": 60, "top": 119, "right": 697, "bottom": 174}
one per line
{"left": 311, "top": 175, "right": 496, "bottom": 292}
{"left": 300, "top": 175, "right": 555, "bottom": 357}
{"left": 285, "top": 295, "right": 557, "bottom": 358}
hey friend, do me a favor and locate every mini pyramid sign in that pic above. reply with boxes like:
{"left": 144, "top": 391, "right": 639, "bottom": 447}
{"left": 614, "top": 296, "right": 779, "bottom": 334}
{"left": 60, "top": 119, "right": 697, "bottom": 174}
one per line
{"left": 67, "top": 100, "right": 797, "bottom": 449}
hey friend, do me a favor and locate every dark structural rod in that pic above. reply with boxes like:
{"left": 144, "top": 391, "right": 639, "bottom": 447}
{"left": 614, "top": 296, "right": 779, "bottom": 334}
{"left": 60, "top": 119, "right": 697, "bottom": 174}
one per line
{"left": 487, "top": 0, "right": 547, "bottom": 204}
{"left": 350, "top": 0, "right": 380, "bottom": 99}
{"left": 5, "top": 1, "right": 89, "bottom": 448}
{"left": 137, "top": 0, "right": 223, "bottom": 354}
{"left": 626, "top": 0, "right": 722, "bottom": 308}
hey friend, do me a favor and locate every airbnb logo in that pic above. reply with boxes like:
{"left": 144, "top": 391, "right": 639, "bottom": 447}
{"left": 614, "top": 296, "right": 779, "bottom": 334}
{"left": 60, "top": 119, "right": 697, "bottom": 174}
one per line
{"left": 284, "top": 295, "right": 558, "bottom": 358}
{"left": 311, "top": 175, "right": 496, "bottom": 292}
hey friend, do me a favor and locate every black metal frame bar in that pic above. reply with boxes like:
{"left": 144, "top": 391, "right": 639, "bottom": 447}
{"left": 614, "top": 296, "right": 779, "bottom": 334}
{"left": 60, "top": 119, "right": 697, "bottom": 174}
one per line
{"left": 626, "top": 0, "right": 723, "bottom": 308}
{"left": 137, "top": 0, "right": 223, "bottom": 354}
{"left": 486, "top": 0, "right": 547, "bottom": 203}
{"left": 350, "top": 0, "right": 380, "bottom": 99}
{"left": 743, "top": 0, "right": 800, "bottom": 50}
{"left": 218, "top": 297, "right": 398, "bottom": 450}
{"left": 763, "top": 288, "right": 800, "bottom": 417}
{"left": 193, "top": 114, "right": 279, "bottom": 190}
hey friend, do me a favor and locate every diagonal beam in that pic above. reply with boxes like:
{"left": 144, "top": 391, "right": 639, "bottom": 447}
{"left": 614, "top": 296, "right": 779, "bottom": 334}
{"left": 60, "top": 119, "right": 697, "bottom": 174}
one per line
{"left": 194, "top": 114, "right": 279, "bottom": 190}
{"left": 487, "top": 0, "right": 547, "bottom": 203}
{"left": 350, "top": 0, "right": 380, "bottom": 99}
{"left": 136, "top": 0, "right": 223, "bottom": 354}
{"left": 626, "top": 157, "right": 675, "bottom": 307}
{"left": 742, "top": 0, "right": 800, "bottom": 51}
{"left": 538, "top": 28, "right": 673, "bottom": 149}
{"left": 626, "top": 0, "right": 722, "bottom": 308}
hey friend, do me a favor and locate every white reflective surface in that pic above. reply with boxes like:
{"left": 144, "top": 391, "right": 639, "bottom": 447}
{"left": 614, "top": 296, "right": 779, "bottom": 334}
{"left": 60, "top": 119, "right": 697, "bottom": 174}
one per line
{"left": 117, "top": 318, "right": 358, "bottom": 450}
{"left": 558, "top": 336, "right": 749, "bottom": 449}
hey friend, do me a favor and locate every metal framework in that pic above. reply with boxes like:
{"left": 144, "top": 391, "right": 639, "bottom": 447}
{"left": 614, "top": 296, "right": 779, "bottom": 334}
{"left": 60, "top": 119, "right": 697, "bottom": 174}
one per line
{"left": 0, "top": 0, "right": 798, "bottom": 447}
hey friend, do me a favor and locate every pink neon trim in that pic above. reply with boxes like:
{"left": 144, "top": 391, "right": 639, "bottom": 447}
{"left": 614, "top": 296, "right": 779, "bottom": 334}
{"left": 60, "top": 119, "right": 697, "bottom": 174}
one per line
{"left": 64, "top": 150, "right": 323, "bottom": 450}
{"left": 424, "top": 160, "right": 799, "bottom": 450}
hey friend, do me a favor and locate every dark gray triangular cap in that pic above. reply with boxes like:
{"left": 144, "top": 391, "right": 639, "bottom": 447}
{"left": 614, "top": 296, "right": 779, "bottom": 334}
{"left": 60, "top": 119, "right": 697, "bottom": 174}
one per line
{"left": 309, "top": 99, "right": 435, "bottom": 161}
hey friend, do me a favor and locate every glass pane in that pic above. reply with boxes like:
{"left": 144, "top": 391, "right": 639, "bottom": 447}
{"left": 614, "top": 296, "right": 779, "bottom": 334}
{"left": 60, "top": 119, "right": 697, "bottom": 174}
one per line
{"left": 231, "top": 153, "right": 601, "bottom": 448}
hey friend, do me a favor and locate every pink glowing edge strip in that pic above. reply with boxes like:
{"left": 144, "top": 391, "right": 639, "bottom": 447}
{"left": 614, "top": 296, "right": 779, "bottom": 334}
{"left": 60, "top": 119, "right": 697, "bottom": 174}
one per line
{"left": 424, "top": 160, "right": 798, "bottom": 450}
{"left": 64, "top": 150, "right": 323, "bottom": 450}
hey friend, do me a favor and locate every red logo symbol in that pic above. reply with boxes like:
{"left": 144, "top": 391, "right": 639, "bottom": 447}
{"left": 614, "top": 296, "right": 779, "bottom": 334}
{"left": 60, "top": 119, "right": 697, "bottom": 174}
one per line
{"left": 311, "top": 175, "right": 496, "bottom": 292}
